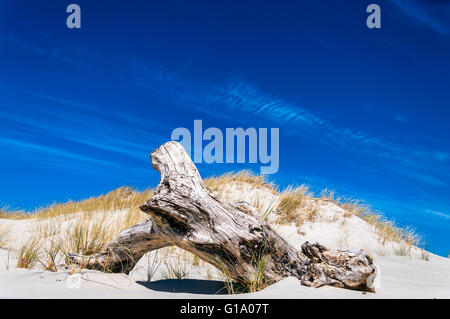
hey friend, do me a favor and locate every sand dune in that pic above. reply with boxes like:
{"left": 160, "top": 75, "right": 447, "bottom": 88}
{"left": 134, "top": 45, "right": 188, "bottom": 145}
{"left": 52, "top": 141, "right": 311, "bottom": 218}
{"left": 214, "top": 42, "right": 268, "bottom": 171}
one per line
{"left": 1, "top": 177, "right": 449, "bottom": 298}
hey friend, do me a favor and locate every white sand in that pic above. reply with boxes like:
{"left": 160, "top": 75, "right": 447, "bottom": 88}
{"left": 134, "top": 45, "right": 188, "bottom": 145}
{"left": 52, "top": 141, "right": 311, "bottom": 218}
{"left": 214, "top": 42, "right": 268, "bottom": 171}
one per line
{"left": 1, "top": 250, "right": 448, "bottom": 298}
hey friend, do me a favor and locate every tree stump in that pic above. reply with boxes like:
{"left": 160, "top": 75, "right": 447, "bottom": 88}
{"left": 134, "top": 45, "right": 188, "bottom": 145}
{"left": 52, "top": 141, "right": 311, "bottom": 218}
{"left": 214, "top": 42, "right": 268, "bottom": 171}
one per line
{"left": 69, "top": 141, "right": 377, "bottom": 292}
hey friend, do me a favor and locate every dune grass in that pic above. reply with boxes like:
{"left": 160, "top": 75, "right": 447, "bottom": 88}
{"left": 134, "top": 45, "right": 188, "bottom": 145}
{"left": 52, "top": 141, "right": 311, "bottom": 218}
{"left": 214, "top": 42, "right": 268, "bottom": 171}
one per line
{"left": 204, "top": 170, "right": 277, "bottom": 194}
{"left": 251, "top": 194, "right": 278, "bottom": 222}
{"left": 17, "top": 236, "right": 41, "bottom": 269}
{"left": 35, "top": 187, "right": 153, "bottom": 220}
{"left": 393, "top": 241, "right": 412, "bottom": 257}
{"left": 66, "top": 213, "right": 113, "bottom": 256}
{"left": 38, "top": 237, "right": 63, "bottom": 272}
{"left": 4, "top": 187, "right": 152, "bottom": 272}
{"left": 0, "top": 222, "right": 10, "bottom": 247}
{"left": 217, "top": 242, "right": 274, "bottom": 294}
{"left": 276, "top": 186, "right": 319, "bottom": 226}
{"left": 143, "top": 250, "right": 164, "bottom": 282}
{"left": 161, "top": 258, "right": 189, "bottom": 280}
{"left": 0, "top": 206, "right": 27, "bottom": 220}
{"left": 1, "top": 187, "right": 152, "bottom": 221}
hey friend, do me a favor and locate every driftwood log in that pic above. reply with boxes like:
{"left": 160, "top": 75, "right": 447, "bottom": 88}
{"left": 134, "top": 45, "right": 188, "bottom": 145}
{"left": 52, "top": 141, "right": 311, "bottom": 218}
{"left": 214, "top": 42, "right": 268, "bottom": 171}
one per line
{"left": 69, "top": 141, "right": 377, "bottom": 292}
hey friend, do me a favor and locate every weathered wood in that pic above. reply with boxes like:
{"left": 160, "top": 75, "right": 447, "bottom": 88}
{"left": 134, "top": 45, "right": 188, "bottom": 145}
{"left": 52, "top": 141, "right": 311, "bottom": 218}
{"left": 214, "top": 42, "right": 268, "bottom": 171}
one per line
{"left": 68, "top": 219, "right": 169, "bottom": 273}
{"left": 70, "top": 141, "right": 377, "bottom": 292}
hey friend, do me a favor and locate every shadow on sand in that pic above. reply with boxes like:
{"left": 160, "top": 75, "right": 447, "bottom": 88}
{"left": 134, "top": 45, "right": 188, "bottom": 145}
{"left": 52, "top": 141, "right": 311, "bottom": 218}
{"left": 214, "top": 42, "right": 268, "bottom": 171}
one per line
{"left": 137, "top": 279, "right": 230, "bottom": 295}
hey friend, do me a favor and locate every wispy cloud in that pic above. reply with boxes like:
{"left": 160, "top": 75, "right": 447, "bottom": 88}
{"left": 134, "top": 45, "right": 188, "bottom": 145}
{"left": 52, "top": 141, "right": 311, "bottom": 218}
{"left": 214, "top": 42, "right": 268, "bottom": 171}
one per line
{"left": 0, "top": 83, "right": 167, "bottom": 177}
{"left": 0, "top": 133, "right": 156, "bottom": 178}
{"left": 127, "top": 61, "right": 449, "bottom": 186}
{"left": 425, "top": 209, "right": 450, "bottom": 220}
{"left": 0, "top": 136, "right": 114, "bottom": 167}
{"left": 2, "top": 32, "right": 449, "bottom": 187}
{"left": 390, "top": 0, "right": 450, "bottom": 35}
{"left": 0, "top": 104, "right": 161, "bottom": 162}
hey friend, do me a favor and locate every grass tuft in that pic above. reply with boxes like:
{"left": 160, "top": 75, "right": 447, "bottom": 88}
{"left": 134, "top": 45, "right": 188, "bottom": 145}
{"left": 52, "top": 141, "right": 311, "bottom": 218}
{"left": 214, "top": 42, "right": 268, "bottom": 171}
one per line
{"left": 0, "top": 222, "right": 10, "bottom": 247}
{"left": 217, "top": 242, "right": 274, "bottom": 294}
{"left": 276, "top": 186, "right": 318, "bottom": 227}
{"left": 38, "top": 238, "right": 63, "bottom": 272}
{"left": 393, "top": 241, "right": 412, "bottom": 257}
{"left": 17, "top": 237, "right": 41, "bottom": 269}
{"left": 204, "top": 171, "right": 277, "bottom": 193}
{"left": 251, "top": 194, "right": 278, "bottom": 221}
{"left": 161, "top": 251, "right": 189, "bottom": 280}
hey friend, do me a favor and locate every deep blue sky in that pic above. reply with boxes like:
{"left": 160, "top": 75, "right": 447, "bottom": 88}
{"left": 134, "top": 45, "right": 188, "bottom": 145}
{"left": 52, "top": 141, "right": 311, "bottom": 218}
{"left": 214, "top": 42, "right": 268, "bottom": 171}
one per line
{"left": 0, "top": 0, "right": 449, "bottom": 256}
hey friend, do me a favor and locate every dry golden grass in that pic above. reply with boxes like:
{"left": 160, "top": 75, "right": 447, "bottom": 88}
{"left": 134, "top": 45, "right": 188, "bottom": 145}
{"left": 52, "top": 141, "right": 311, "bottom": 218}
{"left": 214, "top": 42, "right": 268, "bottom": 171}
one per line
{"left": 393, "top": 241, "right": 412, "bottom": 257}
{"left": 35, "top": 186, "right": 153, "bottom": 219}
{"left": 204, "top": 170, "right": 277, "bottom": 194}
{"left": 373, "top": 218, "right": 419, "bottom": 246}
{"left": 319, "top": 189, "right": 367, "bottom": 216}
{"left": 17, "top": 236, "right": 41, "bottom": 269}
{"left": 0, "top": 222, "right": 10, "bottom": 247}
{"left": 66, "top": 213, "right": 113, "bottom": 256}
{"left": 0, "top": 206, "right": 27, "bottom": 220}
{"left": 276, "top": 186, "right": 318, "bottom": 227}
{"left": 39, "top": 193, "right": 150, "bottom": 265}
{"left": 217, "top": 243, "right": 274, "bottom": 294}
{"left": 38, "top": 237, "right": 63, "bottom": 272}
{"left": 1, "top": 187, "right": 153, "bottom": 222}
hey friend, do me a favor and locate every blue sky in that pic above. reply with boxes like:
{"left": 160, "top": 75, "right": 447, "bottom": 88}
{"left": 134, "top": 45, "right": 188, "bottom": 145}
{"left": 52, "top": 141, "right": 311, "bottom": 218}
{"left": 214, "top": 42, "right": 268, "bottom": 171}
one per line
{"left": 0, "top": 0, "right": 449, "bottom": 256}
